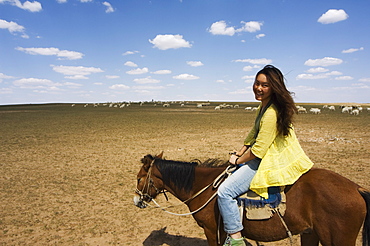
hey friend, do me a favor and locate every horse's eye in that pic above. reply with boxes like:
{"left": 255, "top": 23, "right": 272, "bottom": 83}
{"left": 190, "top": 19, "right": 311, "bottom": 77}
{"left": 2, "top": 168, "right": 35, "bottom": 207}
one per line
{"left": 137, "top": 178, "right": 141, "bottom": 185}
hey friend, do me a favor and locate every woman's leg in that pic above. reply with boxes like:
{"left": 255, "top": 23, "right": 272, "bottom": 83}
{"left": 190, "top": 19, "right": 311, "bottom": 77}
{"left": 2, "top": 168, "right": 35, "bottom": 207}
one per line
{"left": 217, "top": 158, "right": 260, "bottom": 234}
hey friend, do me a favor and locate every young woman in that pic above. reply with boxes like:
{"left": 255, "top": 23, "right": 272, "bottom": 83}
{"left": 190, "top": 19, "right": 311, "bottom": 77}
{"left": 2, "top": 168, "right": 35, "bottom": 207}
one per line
{"left": 218, "top": 65, "right": 314, "bottom": 246}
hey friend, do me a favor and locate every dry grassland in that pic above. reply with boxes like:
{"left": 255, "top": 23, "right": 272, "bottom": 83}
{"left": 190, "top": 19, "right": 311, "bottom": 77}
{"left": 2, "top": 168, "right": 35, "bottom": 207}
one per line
{"left": 1, "top": 103, "right": 369, "bottom": 245}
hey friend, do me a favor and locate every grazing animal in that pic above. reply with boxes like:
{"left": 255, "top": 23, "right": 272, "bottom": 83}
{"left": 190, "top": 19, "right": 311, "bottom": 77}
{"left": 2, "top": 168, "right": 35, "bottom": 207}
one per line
{"left": 134, "top": 153, "right": 370, "bottom": 246}
{"left": 328, "top": 106, "right": 335, "bottom": 111}
{"left": 309, "top": 108, "right": 321, "bottom": 114}
{"left": 342, "top": 106, "right": 353, "bottom": 113}
{"left": 297, "top": 107, "right": 307, "bottom": 114}
{"left": 351, "top": 109, "right": 360, "bottom": 116}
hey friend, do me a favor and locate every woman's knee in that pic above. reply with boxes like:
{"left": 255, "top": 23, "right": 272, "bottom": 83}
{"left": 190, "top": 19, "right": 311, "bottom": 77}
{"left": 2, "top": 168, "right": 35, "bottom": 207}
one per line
{"left": 217, "top": 183, "right": 232, "bottom": 199}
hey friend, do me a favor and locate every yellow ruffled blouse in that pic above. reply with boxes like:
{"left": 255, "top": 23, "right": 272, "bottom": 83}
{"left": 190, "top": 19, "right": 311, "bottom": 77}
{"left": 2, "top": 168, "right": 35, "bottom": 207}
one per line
{"left": 244, "top": 104, "right": 314, "bottom": 199}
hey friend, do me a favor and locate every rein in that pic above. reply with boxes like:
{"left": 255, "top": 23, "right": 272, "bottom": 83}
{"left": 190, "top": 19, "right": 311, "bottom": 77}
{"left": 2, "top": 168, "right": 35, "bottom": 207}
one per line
{"left": 136, "top": 159, "right": 236, "bottom": 216}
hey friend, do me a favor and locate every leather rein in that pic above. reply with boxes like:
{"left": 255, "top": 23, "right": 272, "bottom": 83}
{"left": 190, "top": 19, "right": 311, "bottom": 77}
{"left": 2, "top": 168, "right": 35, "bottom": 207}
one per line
{"left": 135, "top": 159, "right": 236, "bottom": 216}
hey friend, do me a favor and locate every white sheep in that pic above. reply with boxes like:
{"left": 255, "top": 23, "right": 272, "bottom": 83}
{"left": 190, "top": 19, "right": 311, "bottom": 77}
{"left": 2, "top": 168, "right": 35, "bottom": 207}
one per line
{"left": 328, "top": 106, "right": 335, "bottom": 111}
{"left": 298, "top": 107, "right": 307, "bottom": 113}
{"left": 309, "top": 108, "right": 321, "bottom": 114}
{"left": 342, "top": 106, "right": 352, "bottom": 113}
{"left": 351, "top": 109, "right": 360, "bottom": 116}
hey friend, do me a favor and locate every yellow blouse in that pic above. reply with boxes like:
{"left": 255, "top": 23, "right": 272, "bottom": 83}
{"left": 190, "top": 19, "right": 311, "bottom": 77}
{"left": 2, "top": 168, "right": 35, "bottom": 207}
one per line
{"left": 244, "top": 104, "right": 314, "bottom": 198}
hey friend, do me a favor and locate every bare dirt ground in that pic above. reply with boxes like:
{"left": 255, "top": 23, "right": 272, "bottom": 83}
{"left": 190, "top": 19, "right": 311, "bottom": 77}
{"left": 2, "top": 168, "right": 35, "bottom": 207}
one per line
{"left": 1, "top": 102, "right": 369, "bottom": 246}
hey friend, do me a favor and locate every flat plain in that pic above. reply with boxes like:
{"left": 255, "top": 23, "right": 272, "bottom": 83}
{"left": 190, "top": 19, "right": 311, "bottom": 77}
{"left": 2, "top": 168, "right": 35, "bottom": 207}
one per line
{"left": 1, "top": 102, "right": 369, "bottom": 245}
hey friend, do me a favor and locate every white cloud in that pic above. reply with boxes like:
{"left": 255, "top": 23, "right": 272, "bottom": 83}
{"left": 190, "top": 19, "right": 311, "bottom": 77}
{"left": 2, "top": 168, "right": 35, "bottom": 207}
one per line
{"left": 65, "top": 75, "right": 89, "bottom": 80}
{"left": 242, "top": 75, "right": 255, "bottom": 83}
{"left": 79, "top": 0, "right": 92, "bottom": 2}
{"left": 124, "top": 61, "right": 138, "bottom": 67}
{"left": 335, "top": 76, "right": 353, "bottom": 80}
{"left": 133, "top": 76, "right": 160, "bottom": 84}
{"left": 0, "top": 19, "right": 28, "bottom": 38}
{"left": 304, "top": 57, "right": 343, "bottom": 67}
{"left": 325, "top": 71, "right": 342, "bottom": 76}
{"left": 126, "top": 67, "right": 148, "bottom": 75}
{"left": 105, "top": 75, "right": 120, "bottom": 79}
{"left": 233, "top": 58, "right": 272, "bottom": 65}
{"left": 102, "top": 1, "right": 114, "bottom": 13}
{"left": 216, "top": 79, "right": 225, "bottom": 83}
{"left": 306, "top": 67, "right": 329, "bottom": 73}
{"left": 13, "top": 78, "right": 61, "bottom": 89}
{"left": 173, "top": 74, "right": 199, "bottom": 80}
{"left": 208, "top": 20, "right": 236, "bottom": 36}
{"left": 109, "top": 84, "right": 130, "bottom": 90}
{"left": 64, "top": 82, "right": 82, "bottom": 88}
{"left": 242, "top": 65, "right": 260, "bottom": 71}
{"left": 208, "top": 20, "right": 263, "bottom": 36}
{"left": 186, "top": 61, "right": 204, "bottom": 67}
{"left": 151, "top": 70, "right": 172, "bottom": 75}
{"left": 318, "top": 9, "right": 349, "bottom": 24}
{"left": 296, "top": 73, "right": 329, "bottom": 80}
{"left": 0, "top": 0, "right": 42, "bottom": 12}
{"left": 149, "top": 34, "right": 192, "bottom": 50}
{"left": 51, "top": 65, "right": 104, "bottom": 79}
{"left": 56, "top": 0, "right": 67, "bottom": 3}
{"left": 342, "top": 47, "right": 364, "bottom": 54}
{"left": 238, "top": 21, "right": 263, "bottom": 33}
{"left": 0, "top": 73, "right": 15, "bottom": 82}
{"left": 122, "top": 50, "right": 139, "bottom": 56}
{"left": 256, "top": 34, "right": 265, "bottom": 39}
{"left": 359, "top": 78, "right": 370, "bottom": 82}
{"left": 16, "top": 47, "right": 84, "bottom": 60}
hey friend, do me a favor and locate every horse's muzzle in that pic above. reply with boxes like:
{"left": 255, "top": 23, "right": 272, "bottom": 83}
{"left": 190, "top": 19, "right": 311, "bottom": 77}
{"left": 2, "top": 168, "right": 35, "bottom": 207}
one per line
{"left": 133, "top": 194, "right": 148, "bottom": 209}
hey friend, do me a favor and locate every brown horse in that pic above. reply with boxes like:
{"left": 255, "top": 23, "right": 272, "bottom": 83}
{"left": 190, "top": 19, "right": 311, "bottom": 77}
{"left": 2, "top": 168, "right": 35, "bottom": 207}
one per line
{"left": 134, "top": 153, "right": 370, "bottom": 246}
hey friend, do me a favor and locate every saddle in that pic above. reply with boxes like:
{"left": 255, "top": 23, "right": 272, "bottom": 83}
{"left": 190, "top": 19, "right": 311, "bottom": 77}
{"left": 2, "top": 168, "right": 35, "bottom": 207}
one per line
{"left": 214, "top": 164, "right": 286, "bottom": 220}
{"left": 237, "top": 186, "right": 286, "bottom": 220}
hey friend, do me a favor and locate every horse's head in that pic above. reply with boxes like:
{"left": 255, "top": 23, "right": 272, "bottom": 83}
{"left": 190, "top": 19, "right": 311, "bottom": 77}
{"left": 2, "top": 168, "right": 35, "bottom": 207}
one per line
{"left": 134, "top": 152, "right": 165, "bottom": 208}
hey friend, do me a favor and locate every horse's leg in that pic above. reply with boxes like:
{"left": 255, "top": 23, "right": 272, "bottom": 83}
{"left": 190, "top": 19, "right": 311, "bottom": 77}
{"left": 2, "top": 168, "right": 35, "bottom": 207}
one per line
{"left": 203, "top": 226, "right": 223, "bottom": 246}
{"left": 300, "top": 230, "right": 319, "bottom": 246}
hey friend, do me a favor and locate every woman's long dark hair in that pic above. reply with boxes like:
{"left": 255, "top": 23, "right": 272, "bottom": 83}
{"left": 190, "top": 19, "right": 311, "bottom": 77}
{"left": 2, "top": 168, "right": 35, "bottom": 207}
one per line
{"left": 256, "top": 65, "right": 297, "bottom": 136}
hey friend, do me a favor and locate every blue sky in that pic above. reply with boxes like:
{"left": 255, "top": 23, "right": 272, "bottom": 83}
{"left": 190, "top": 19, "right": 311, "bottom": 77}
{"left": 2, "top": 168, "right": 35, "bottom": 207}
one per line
{"left": 1, "top": 0, "right": 369, "bottom": 105}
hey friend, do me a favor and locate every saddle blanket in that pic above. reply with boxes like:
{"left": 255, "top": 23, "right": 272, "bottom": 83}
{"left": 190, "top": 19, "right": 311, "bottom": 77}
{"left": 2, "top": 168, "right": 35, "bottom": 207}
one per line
{"left": 237, "top": 186, "right": 286, "bottom": 220}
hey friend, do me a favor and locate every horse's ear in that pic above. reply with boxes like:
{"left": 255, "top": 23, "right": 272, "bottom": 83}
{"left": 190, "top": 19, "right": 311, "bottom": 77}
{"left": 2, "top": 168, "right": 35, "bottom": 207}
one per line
{"left": 141, "top": 154, "right": 154, "bottom": 166}
{"left": 155, "top": 151, "right": 164, "bottom": 159}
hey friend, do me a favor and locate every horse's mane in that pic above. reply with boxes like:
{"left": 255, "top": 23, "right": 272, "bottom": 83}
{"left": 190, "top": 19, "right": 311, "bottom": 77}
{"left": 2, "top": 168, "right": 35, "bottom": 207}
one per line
{"left": 151, "top": 156, "right": 229, "bottom": 193}
{"left": 155, "top": 158, "right": 198, "bottom": 193}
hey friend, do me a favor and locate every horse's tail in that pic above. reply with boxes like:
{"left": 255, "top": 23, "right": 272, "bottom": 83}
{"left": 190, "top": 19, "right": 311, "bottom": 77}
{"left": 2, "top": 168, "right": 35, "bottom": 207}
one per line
{"left": 359, "top": 188, "right": 370, "bottom": 246}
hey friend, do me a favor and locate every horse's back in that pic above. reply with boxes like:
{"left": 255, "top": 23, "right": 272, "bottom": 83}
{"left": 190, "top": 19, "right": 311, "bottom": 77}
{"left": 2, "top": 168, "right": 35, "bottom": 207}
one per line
{"left": 285, "top": 168, "right": 367, "bottom": 240}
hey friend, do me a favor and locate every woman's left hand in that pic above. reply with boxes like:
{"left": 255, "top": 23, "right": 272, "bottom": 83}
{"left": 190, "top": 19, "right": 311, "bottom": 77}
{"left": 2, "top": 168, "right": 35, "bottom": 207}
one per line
{"left": 229, "top": 154, "right": 239, "bottom": 165}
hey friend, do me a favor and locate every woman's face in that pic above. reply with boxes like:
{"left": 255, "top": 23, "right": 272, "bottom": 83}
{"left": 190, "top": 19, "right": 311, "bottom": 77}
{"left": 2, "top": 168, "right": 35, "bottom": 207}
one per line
{"left": 253, "top": 73, "right": 272, "bottom": 105}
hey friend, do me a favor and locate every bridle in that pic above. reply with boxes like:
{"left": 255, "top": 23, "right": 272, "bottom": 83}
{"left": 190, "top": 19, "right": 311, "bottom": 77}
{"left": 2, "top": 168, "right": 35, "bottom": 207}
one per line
{"left": 135, "top": 159, "right": 168, "bottom": 206}
{"left": 135, "top": 158, "right": 236, "bottom": 215}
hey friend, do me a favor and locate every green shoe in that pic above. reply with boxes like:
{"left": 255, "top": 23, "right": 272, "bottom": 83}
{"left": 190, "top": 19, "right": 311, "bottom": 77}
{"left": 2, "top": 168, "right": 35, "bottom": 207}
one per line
{"left": 223, "top": 236, "right": 246, "bottom": 246}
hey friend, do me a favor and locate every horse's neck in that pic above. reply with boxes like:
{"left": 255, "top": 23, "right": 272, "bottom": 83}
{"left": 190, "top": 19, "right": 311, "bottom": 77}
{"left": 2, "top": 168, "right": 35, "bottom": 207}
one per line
{"left": 194, "top": 166, "right": 226, "bottom": 188}
{"left": 164, "top": 166, "right": 226, "bottom": 202}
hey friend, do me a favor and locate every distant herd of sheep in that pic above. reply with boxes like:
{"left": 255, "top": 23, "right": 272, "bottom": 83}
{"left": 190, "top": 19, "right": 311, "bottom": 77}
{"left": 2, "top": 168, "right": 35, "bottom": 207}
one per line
{"left": 71, "top": 102, "right": 369, "bottom": 116}
{"left": 296, "top": 105, "right": 367, "bottom": 115}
